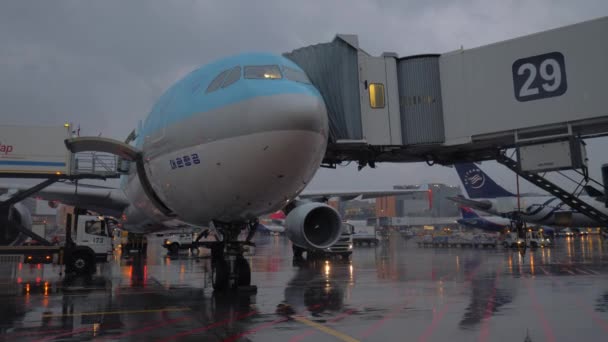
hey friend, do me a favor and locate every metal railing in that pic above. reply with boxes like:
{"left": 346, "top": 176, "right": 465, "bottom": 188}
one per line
{"left": 71, "top": 152, "right": 125, "bottom": 177}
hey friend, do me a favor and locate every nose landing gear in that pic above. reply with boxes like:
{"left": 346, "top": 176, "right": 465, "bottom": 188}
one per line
{"left": 209, "top": 221, "right": 257, "bottom": 292}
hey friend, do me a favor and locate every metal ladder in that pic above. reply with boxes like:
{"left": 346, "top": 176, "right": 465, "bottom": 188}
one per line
{"left": 496, "top": 153, "right": 608, "bottom": 226}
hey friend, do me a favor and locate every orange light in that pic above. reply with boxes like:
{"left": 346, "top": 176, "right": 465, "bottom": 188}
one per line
{"left": 55, "top": 171, "right": 61, "bottom": 175}
{"left": 27, "top": 256, "right": 32, "bottom": 260}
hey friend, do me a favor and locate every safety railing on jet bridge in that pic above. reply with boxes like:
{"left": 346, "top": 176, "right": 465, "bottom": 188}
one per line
{"left": 71, "top": 152, "right": 126, "bottom": 177}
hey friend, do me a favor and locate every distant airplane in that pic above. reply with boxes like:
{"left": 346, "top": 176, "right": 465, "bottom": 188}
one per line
{"left": 457, "top": 206, "right": 510, "bottom": 232}
{"left": 450, "top": 163, "right": 606, "bottom": 228}
{"left": 1, "top": 53, "right": 425, "bottom": 291}
{"left": 457, "top": 206, "right": 555, "bottom": 236}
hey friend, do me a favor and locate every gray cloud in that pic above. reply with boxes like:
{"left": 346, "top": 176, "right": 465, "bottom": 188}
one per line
{"left": 1, "top": 0, "right": 607, "bottom": 192}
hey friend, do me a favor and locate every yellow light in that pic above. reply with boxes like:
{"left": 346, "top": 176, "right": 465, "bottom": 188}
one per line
{"left": 263, "top": 74, "right": 271, "bottom": 78}
{"left": 64, "top": 123, "right": 70, "bottom": 128}
{"left": 55, "top": 171, "right": 61, "bottom": 175}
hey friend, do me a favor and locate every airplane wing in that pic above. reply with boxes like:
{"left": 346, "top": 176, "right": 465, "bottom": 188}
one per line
{"left": 299, "top": 189, "right": 429, "bottom": 201}
{"left": 0, "top": 181, "right": 129, "bottom": 217}
{"left": 447, "top": 196, "right": 493, "bottom": 211}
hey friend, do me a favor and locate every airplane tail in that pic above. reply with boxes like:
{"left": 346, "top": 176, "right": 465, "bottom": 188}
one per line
{"left": 460, "top": 206, "right": 481, "bottom": 219}
{"left": 454, "top": 163, "right": 515, "bottom": 199}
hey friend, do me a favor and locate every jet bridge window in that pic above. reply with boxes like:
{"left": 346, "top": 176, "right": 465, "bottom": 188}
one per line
{"left": 283, "top": 66, "right": 311, "bottom": 84}
{"left": 369, "top": 83, "right": 385, "bottom": 108}
{"left": 244, "top": 65, "right": 282, "bottom": 79}
{"left": 221, "top": 66, "right": 241, "bottom": 88}
{"left": 206, "top": 69, "right": 231, "bottom": 93}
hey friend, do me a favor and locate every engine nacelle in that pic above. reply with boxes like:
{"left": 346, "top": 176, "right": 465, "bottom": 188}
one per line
{"left": 285, "top": 202, "right": 342, "bottom": 250}
{"left": 0, "top": 201, "right": 32, "bottom": 245}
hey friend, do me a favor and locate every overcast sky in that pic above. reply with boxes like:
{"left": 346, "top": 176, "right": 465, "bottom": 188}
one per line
{"left": 1, "top": 1, "right": 608, "bottom": 193}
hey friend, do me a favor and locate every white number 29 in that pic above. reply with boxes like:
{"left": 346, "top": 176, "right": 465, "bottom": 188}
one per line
{"left": 517, "top": 58, "right": 562, "bottom": 97}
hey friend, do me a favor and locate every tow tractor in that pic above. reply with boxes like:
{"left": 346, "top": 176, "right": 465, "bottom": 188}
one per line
{"left": 503, "top": 227, "right": 551, "bottom": 248}
{"left": 0, "top": 208, "right": 113, "bottom": 275}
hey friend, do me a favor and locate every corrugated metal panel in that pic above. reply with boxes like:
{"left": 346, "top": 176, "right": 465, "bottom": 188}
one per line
{"left": 284, "top": 38, "right": 362, "bottom": 141}
{"left": 397, "top": 56, "right": 445, "bottom": 145}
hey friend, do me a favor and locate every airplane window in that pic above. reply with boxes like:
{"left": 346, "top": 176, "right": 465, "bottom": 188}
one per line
{"left": 369, "top": 83, "right": 385, "bottom": 108}
{"left": 221, "top": 66, "right": 241, "bottom": 88}
{"left": 206, "top": 69, "right": 231, "bottom": 93}
{"left": 244, "top": 65, "right": 282, "bottom": 79}
{"left": 283, "top": 66, "right": 311, "bottom": 84}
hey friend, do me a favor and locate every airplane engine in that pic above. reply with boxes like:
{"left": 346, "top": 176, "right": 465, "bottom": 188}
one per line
{"left": 285, "top": 202, "right": 342, "bottom": 250}
{"left": 0, "top": 201, "right": 32, "bottom": 245}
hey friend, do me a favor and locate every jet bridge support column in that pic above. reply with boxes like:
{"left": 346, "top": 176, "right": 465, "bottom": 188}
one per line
{"left": 496, "top": 152, "right": 608, "bottom": 227}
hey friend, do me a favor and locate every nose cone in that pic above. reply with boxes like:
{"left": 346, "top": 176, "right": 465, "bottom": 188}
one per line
{"left": 248, "top": 91, "right": 328, "bottom": 140}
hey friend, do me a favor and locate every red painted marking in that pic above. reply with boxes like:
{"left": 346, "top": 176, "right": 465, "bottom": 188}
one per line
{"left": 34, "top": 326, "right": 96, "bottom": 342}
{"left": 417, "top": 303, "right": 450, "bottom": 342}
{"left": 157, "top": 311, "right": 257, "bottom": 342}
{"left": 6, "top": 328, "right": 72, "bottom": 337}
{"left": 478, "top": 268, "right": 500, "bottom": 342}
{"left": 222, "top": 317, "right": 289, "bottom": 342}
{"left": 105, "top": 316, "right": 191, "bottom": 339}
{"left": 526, "top": 279, "right": 556, "bottom": 342}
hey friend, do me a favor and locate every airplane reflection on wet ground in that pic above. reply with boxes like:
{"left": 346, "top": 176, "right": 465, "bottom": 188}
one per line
{"left": 0, "top": 234, "right": 607, "bottom": 341}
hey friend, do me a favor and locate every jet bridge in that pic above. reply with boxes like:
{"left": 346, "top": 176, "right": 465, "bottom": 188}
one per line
{"left": 285, "top": 16, "right": 608, "bottom": 167}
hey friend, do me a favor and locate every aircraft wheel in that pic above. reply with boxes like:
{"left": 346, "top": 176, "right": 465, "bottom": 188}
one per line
{"left": 212, "top": 259, "right": 229, "bottom": 291}
{"left": 169, "top": 243, "right": 179, "bottom": 255}
{"left": 236, "top": 257, "right": 251, "bottom": 286}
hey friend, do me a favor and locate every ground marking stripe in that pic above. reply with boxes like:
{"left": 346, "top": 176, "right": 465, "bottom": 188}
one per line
{"left": 292, "top": 315, "right": 360, "bottom": 342}
{"left": 42, "top": 307, "right": 190, "bottom": 318}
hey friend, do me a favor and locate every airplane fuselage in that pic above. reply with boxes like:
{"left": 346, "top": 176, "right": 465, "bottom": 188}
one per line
{"left": 117, "top": 53, "right": 328, "bottom": 232}
{"left": 478, "top": 196, "right": 603, "bottom": 227}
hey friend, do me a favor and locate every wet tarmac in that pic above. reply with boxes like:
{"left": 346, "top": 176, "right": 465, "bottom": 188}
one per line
{"left": 1, "top": 233, "right": 608, "bottom": 341}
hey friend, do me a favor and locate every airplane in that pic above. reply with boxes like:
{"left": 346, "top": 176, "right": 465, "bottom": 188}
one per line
{"left": 457, "top": 206, "right": 556, "bottom": 237}
{"left": 0, "top": 53, "right": 425, "bottom": 291}
{"left": 457, "top": 206, "right": 510, "bottom": 233}
{"left": 449, "top": 163, "right": 607, "bottom": 228}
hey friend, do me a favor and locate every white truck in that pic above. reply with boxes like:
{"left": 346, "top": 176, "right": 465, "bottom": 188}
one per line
{"left": 503, "top": 230, "right": 551, "bottom": 248}
{"left": 0, "top": 209, "right": 113, "bottom": 274}
{"left": 350, "top": 221, "right": 380, "bottom": 246}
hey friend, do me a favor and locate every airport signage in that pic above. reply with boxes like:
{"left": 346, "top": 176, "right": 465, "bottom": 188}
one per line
{"left": 0, "top": 125, "right": 69, "bottom": 175}
{"left": 512, "top": 52, "right": 568, "bottom": 102}
{"left": 0, "top": 142, "right": 13, "bottom": 155}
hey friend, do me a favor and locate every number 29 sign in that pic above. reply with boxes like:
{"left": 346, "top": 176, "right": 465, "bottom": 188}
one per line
{"left": 512, "top": 52, "right": 567, "bottom": 102}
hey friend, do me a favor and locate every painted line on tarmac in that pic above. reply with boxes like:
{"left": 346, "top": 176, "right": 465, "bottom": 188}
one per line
{"left": 539, "top": 266, "right": 550, "bottom": 276}
{"left": 101, "top": 316, "right": 192, "bottom": 340}
{"left": 41, "top": 306, "right": 191, "bottom": 318}
{"left": 222, "top": 316, "right": 290, "bottom": 342}
{"left": 577, "top": 268, "right": 592, "bottom": 275}
{"left": 291, "top": 316, "right": 360, "bottom": 342}
{"left": 157, "top": 310, "right": 257, "bottom": 342}
{"left": 525, "top": 278, "right": 557, "bottom": 342}
{"left": 479, "top": 264, "right": 501, "bottom": 342}
{"left": 288, "top": 309, "right": 357, "bottom": 342}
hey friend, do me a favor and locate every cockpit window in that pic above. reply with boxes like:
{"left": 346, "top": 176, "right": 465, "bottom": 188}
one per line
{"left": 206, "top": 69, "right": 231, "bottom": 93}
{"left": 283, "top": 66, "right": 311, "bottom": 84}
{"left": 244, "top": 65, "right": 282, "bottom": 79}
{"left": 221, "top": 66, "right": 241, "bottom": 88}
